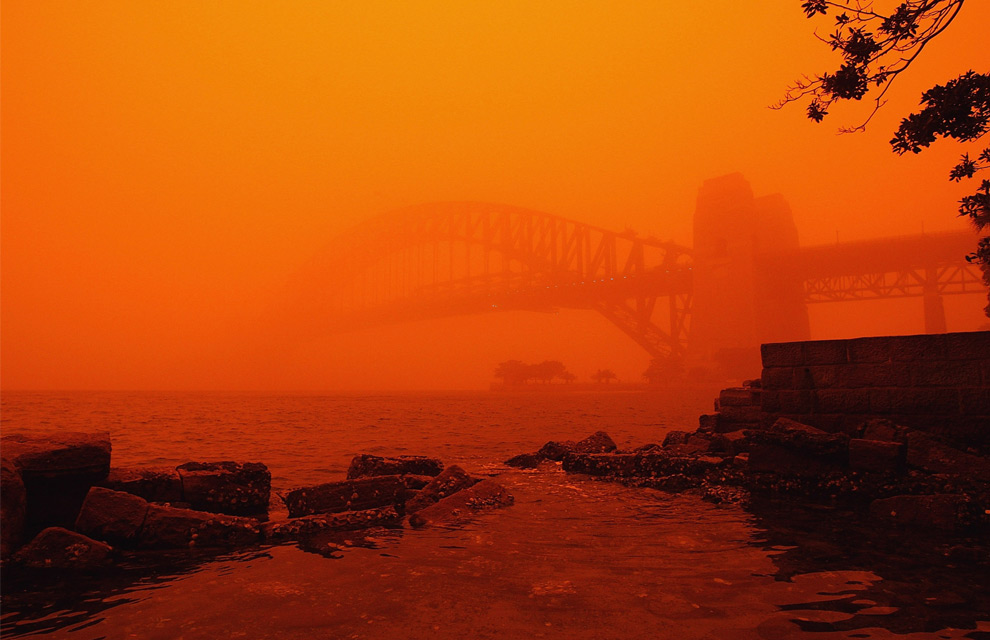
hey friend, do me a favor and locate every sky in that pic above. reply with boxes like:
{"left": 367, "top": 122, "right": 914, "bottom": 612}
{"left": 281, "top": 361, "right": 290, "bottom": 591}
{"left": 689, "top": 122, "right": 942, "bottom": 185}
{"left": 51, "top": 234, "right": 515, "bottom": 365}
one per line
{"left": 3, "top": 1, "right": 989, "bottom": 391}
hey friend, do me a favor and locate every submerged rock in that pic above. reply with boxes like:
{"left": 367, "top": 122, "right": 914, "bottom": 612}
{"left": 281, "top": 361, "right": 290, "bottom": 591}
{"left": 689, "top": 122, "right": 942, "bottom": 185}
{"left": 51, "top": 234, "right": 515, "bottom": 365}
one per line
{"left": 408, "top": 479, "right": 513, "bottom": 528}
{"left": 1, "top": 458, "right": 27, "bottom": 559}
{"left": 346, "top": 455, "right": 443, "bottom": 479}
{"left": 405, "top": 465, "right": 478, "bottom": 514}
{"left": 13, "top": 527, "right": 112, "bottom": 569}
{"left": 284, "top": 475, "right": 408, "bottom": 518}
{"left": 138, "top": 504, "right": 261, "bottom": 549}
{"left": 262, "top": 506, "right": 401, "bottom": 541}
{"left": 869, "top": 494, "right": 966, "bottom": 530}
{"left": 176, "top": 461, "right": 271, "bottom": 516}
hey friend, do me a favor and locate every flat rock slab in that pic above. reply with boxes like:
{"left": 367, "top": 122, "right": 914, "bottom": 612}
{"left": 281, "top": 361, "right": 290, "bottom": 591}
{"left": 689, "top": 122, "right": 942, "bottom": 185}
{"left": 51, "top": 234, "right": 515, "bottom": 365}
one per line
{"left": 138, "top": 504, "right": 261, "bottom": 549}
{"left": 284, "top": 475, "right": 407, "bottom": 518}
{"left": 1, "top": 431, "right": 111, "bottom": 479}
{"left": 408, "top": 479, "right": 513, "bottom": 528}
{"left": 1, "top": 458, "right": 27, "bottom": 559}
{"left": 176, "top": 461, "right": 271, "bottom": 516}
{"left": 405, "top": 465, "right": 477, "bottom": 514}
{"left": 904, "top": 432, "right": 990, "bottom": 481}
{"left": 75, "top": 487, "right": 150, "bottom": 545}
{"left": 100, "top": 466, "right": 183, "bottom": 503}
{"left": 848, "top": 439, "right": 905, "bottom": 473}
{"left": 262, "top": 506, "right": 401, "bottom": 541}
{"left": 13, "top": 527, "right": 112, "bottom": 570}
{"left": 346, "top": 455, "right": 443, "bottom": 479}
{"left": 746, "top": 418, "right": 849, "bottom": 459}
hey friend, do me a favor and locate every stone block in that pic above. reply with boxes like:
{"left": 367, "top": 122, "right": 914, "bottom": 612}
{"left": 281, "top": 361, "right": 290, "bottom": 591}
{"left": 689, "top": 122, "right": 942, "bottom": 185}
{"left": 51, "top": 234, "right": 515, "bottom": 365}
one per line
{"left": 761, "top": 342, "right": 804, "bottom": 367}
{"left": 815, "top": 389, "right": 870, "bottom": 414}
{"left": 887, "top": 388, "right": 960, "bottom": 414}
{"left": 910, "top": 360, "right": 981, "bottom": 387}
{"left": 869, "top": 494, "right": 965, "bottom": 530}
{"left": 1, "top": 458, "right": 27, "bottom": 560}
{"left": 100, "top": 466, "right": 183, "bottom": 503}
{"left": 847, "top": 337, "right": 893, "bottom": 364}
{"left": 868, "top": 388, "right": 892, "bottom": 414}
{"left": 138, "top": 505, "right": 261, "bottom": 549}
{"left": 708, "top": 430, "right": 749, "bottom": 455}
{"left": 842, "top": 363, "right": 911, "bottom": 389}
{"left": 944, "top": 331, "right": 990, "bottom": 360}
{"left": 777, "top": 390, "right": 815, "bottom": 414}
{"left": 889, "top": 334, "right": 946, "bottom": 362}
{"left": 346, "top": 455, "right": 443, "bottom": 479}
{"left": 959, "top": 388, "right": 990, "bottom": 415}
{"left": 743, "top": 378, "right": 762, "bottom": 389}
{"left": 804, "top": 340, "right": 849, "bottom": 365}
{"left": 2, "top": 431, "right": 112, "bottom": 531}
{"left": 717, "top": 405, "right": 764, "bottom": 423}
{"left": 75, "top": 487, "right": 150, "bottom": 545}
{"left": 848, "top": 439, "right": 905, "bottom": 473}
{"left": 746, "top": 417, "right": 849, "bottom": 460}
{"left": 719, "top": 387, "right": 759, "bottom": 407}
{"left": 760, "top": 390, "right": 781, "bottom": 412}
{"left": 261, "top": 507, "right": 401, "bottom": 541}
{"left": 283, "top": 475, "right": 407, "bottom": 518}
{"left": 805, "top": 365, "right": 841, "bottom": 389}
{"left": 405, "top": 465, "right": 477, "bottom": 514}
{"left": 13, "top": 527, "right": 112, "bottom": 569}
{"left": 176, "top": 461, "right": 271, "bottom": 516}
{"left": 698, "top": 414, "right": 719, "bottom": 432}
{"left": 747, "top": 444, "right": 834, "bottom": 477}
{"left": 862, "top": 418, "right": 907, "bottom": 442}
{"left": 760, "top": 367, "right": 794, "bottom": 390}
{"left": 399, "top": 475, "right": 433, "bottom": 490}
{"left": 408, "top": 479, "right": 513, "bottom": 528}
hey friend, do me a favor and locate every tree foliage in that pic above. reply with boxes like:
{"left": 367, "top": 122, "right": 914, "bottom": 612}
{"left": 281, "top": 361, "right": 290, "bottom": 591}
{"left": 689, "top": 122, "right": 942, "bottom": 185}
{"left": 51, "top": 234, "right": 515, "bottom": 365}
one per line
{"left": 493, "top": 359, "right": 574, "bottom": 385}
{"left": 776, "top": 1, "right": 990, "bottom": 314}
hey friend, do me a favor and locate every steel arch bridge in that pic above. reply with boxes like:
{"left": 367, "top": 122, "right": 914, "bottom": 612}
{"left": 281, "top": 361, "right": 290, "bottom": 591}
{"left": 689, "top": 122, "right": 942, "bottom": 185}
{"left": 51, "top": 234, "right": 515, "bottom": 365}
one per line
{"left": 292, "top": 202, "right": 694, "bottom": 358}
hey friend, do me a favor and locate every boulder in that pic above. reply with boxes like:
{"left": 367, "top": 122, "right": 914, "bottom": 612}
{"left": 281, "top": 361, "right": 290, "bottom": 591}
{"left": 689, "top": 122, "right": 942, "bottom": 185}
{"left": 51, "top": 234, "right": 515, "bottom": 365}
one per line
{"left": 74, "top": 487, "right": 150, "bottom": 545}
{"left": 904, "top": 432, "right": 990, "bottom": 481}
{"left": 504, "top": 453, "right": 541, "bottom": 469}
{"left": 346, "top": 455, "right": 443, "bottom": 479}
{"left": 869, "top": 494, "right": 966, "bottom": 530}
{"left": 399, "top": 475, "right": 434, "bottom": 490}
{"left": 562, "top": 453, "right": 640, "bottom": 477}
{"left": 662, "top": 431, "right": 691, "bottom": 447}
{"left": 665, "top": 434, "right": 712, "bottom": 456}
{"left": 100, "top": 466, "right": 183, "bottom": 503}
{"left": 137, "top": 504, "right": 261, "bottom": 549}
{"left": 848, "top": 439, "right": 905, "bottom": 473}
{"left": 861, "top": 418, "right": 907, "bottom": 443}
{"left": 262, "top": 506, "right": 401, "bottom": 541}
{"left": 1, "top": 458, "right": 27, "bottom": 559}
{"left": 708, "top": 430, "right": 749, "bottom": 455}
{"left": 13, "top": 527, "right": 112, "bottom": 569}
{"left": 1, "top": 431, "right": 112, "bottom": 530}
{"left": 536, "top": 440, "right": 576, "bottom": 462}
{"left": 283, "top": 475, "right": 407, "bottom": 518}
{"left": 407, "top": 479, "right": 513, "bottom": 528}
{"left": 176, "top": 461, "right": 271, "bottom": 516}
{"left": 746, "top": 418, "right": 849, "bottom": 460}
{"left": 572, "top": 431, "right": 618, "bottom": 454}
{"left": 405, "top": 465, "right": 477, "bottom": 514}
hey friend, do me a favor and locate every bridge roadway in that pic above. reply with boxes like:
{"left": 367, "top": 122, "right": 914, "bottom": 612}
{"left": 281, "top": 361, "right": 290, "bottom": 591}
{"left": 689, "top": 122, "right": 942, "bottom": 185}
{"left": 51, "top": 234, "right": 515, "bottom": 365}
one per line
{"left": 294, "top": 202, "right": 984, "bottom": 359}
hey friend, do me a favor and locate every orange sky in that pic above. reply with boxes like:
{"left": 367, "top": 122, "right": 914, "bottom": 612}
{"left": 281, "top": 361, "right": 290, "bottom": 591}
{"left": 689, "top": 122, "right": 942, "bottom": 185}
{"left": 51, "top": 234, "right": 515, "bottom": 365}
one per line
{"left": 3, "top": 2, "right": 989, "bottom": 391}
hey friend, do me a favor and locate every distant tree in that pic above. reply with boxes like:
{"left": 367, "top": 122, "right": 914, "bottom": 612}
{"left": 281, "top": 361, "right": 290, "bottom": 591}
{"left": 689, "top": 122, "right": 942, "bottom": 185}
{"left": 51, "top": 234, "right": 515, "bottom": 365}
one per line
{"left": 559, "top": 371, "right": 577, "bottom": 384}
{"left": 530, "top": 360, "right": 567, "bottom": 384}
{"left": 775, "top": 1, "right": 989, "bottom": 315}
{"left": 494, "top": 360, "right": 530, "bottom": 385}
{"left": 592, "top": 369, "right": 618, "bottom": 384}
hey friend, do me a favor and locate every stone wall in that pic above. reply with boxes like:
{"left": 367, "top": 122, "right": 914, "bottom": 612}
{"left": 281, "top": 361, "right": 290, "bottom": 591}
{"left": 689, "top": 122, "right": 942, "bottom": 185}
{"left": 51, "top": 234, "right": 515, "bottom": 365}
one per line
{"left": 760, "top": 331, "right": 990, "bottom": 450}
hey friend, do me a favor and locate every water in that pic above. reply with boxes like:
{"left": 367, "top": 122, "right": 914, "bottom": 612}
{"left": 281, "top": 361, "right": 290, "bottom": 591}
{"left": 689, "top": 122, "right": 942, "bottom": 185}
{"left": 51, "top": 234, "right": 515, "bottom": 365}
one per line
{"left": 2, "top": 390, "right": 989, "bottom": 639}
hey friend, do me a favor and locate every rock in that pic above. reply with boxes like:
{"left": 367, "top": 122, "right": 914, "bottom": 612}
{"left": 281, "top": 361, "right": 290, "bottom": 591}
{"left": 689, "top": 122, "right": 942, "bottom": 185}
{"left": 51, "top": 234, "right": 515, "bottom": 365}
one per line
{"left": 747, "top": 418, "right": 849, "bottom": 458}
{"left": 572, "top": 431, "right": 618, "bottom": 454}
{"left": 405, "top": 465, "right": 477, "bottom": 514}
{"left": 399, "top": 475, "right": 434, "bottom": 490}
{"left": 904, "top": 432, "right": 990, "bottom": 480}
{"left": 1, "top": 431, "right": 111, "bottom": 479}
{"left": 1, "top": 458, "right": 27, "bottom": 559}
{"left": 861, "top": 418, "right": 907, "bottom": 443}
{"left": 698, "top": 414, "right": 719, "bottom": 432}
{"left": 283, "top": 475, "right": 407, "bottom": 518}
{"left": 742, "top": 378, "right": 762, "bottom": 389}
{"left": 536, "top": 440, "right": 577, "bottom": 461}
{"left": 1, "top": 431, "right": 112, "bottom": 530}
{"left": 74, "top": 487, "right": 150, "bottom": 545}
{"left": 176, "top": 462, "right": 271, "bottom": 516}
{"left": 708, "top": 430, "right": 749, "bottom": 455}
{"left": 633, "top": 443, "right": 664, "bottom": 453}
{"left": 99, "top": 466, "right": 183, "bottom": 503}
{"left": 848, "top": 439, "right": 905, "bottom": 473}
{"left": 262, "top": 506, "right": 401, "bottom": 541}
{"left": 13, "top": 527, "right": 112, "bottom": 569}
{"left": 407, "top": 479, "right": 513, "bottom": 528}
{"left": 563, "top": 452, "right": 724, "bottom": 478}
{"left": 504, "top": 453, "right": 541, "bottom": 469}
{"left": 137, "top": 504, "right": 261, "bottom": 549}
{"left": 346, "top": 455, "right": 443, "bottom": 479}
{"left": 662, "top": 431, "right": 691, "bottom": 447}
{"left": 747, "top": 444, "right": 836, "bottom": 477}
{"left": 562, "top": 453, "right": 640, "bottom": 477}
{"left": 869, "top": 494, "right": 966, "bottom": 530}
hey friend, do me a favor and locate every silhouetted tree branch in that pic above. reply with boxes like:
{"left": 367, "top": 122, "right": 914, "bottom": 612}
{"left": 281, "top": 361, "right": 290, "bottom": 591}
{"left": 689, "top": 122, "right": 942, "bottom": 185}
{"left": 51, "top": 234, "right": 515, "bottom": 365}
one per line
{"left": 775, "top": 1, "right": 989, "bottom": 316}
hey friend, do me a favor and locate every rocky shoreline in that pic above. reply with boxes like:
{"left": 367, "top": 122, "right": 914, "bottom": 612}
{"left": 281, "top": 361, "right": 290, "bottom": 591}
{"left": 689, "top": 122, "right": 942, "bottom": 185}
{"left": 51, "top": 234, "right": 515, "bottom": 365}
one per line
{"left": 0, "top": 433, "right": 513, "bottom": 570}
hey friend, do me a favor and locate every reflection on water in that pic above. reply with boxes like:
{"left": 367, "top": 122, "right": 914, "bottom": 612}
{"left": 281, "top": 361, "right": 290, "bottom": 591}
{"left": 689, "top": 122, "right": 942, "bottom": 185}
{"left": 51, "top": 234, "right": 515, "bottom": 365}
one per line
{"left": 2, "top": 391, "right": 988, "bottom": 639}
